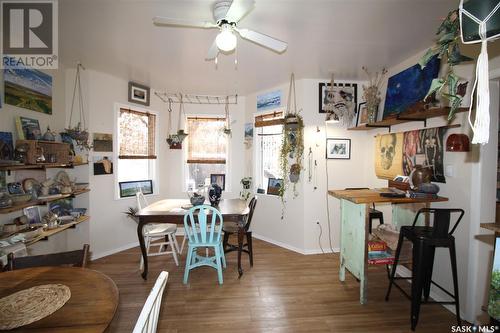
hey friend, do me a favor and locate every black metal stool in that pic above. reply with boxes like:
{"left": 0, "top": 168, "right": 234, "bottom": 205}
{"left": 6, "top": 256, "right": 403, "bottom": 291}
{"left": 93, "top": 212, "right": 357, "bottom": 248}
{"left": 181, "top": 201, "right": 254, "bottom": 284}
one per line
{"left": 385, "top": 208, "right": 464, "bottom": 331}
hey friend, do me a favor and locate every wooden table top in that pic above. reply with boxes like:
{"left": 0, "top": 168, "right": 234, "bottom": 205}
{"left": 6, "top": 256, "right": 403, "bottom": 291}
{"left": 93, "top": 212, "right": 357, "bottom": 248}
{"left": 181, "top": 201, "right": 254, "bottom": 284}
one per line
{"left": 0, "top": 267, "right": 119, "bottom": 333}
{"left": 136, "top": 198, "right": 249, "bottom": 219}
{"left": 328, "top": 188, "right": 448, "bottom": 204}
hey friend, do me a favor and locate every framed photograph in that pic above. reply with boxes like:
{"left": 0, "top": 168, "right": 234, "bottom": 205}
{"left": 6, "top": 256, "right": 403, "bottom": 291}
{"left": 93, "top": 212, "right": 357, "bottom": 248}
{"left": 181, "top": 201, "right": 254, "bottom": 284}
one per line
{"left": 257, "top": 90, "right": 282, "bottom": 111}
{"left": 128, "top": 82, "right": 150, "bottom": 106}
{"left": 23, "top": 206, "right": 42, "bottom": 225}
{"left": 318, "top": 82, "right": 357, "bottom": 114}
{"left": 356, "top": 102, "right": 369, "bottom": 127}
{"left": 326, "top": 138, "right": 351, "bottom": 159}
{"left": 15, "top": 116, "right": 41, "bottom": 140}
{"left": 210, "top": 174, "right": 226, "bottom": 191}
{"left": 119, "top": 180, "right": 153, "bottom": 198}
{"left": 267, "top": 178, "right": 283, "bottom": 196}
{"left": 93, "top": 133, "right": 113, "bottom": 152}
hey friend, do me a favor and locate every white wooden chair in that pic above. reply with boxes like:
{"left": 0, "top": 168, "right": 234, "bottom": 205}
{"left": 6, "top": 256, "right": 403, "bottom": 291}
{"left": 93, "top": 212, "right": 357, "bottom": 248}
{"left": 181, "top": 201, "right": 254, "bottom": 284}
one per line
{"left": 132, "top": 271, "right": 169, "bottom": 333}
{"left": 136, "top": 192, "right": 180, "bottom": 268}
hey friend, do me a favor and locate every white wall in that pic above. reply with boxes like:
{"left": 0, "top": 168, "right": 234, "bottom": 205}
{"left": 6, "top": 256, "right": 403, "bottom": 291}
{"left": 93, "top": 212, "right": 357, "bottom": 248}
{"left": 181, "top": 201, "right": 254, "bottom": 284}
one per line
{"left": 67, "top": 68, "right": 247, "bottom": 259}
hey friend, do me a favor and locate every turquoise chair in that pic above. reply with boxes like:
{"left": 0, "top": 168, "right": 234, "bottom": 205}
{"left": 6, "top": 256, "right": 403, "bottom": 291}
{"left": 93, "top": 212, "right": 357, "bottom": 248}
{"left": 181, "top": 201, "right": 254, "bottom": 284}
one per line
{"left": 183, "top": 205, "right": 226, "bottom": 285}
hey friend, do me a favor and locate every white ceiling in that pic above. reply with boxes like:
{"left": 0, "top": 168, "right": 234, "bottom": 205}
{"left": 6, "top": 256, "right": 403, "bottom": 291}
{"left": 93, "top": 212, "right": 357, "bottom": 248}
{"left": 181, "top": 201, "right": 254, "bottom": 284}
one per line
{"left": 60, "top": 0, "right": 459, "bottom": 95}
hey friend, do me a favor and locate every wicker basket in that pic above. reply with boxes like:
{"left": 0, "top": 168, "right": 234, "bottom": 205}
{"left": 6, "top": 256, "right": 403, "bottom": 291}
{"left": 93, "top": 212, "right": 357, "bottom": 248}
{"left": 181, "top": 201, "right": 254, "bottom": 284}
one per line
{"left": 16, "top": 140, "right": 70, "bottom": 165}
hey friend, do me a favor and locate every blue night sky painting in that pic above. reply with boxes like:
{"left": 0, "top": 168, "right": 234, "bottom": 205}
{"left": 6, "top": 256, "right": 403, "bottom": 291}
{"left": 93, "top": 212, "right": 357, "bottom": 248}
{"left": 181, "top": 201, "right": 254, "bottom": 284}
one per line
{"left": 383, "top": 55, "right": 440, "bottom": 119}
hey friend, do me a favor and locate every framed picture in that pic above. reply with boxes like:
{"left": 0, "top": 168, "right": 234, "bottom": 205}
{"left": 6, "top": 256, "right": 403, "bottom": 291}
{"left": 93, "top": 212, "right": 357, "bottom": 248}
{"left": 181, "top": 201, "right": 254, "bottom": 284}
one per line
{"left": 356, "top": 102, "right": 369, "bottom": 127}
{"left": 128, "top": 82, "right": 150, "bottom": 106}
{"left": 15, "top": 116, "right": 41, "bottom": 140}
{"left": 318, "top": 82, "right": 357, "bottom": 114}
{"left": 267, "top": 178, "right": 283, "bottom": 196}
{"left": 23, "top": 206, "right": 42, "bottom": 225}
{"left": 93, "top": 156, "right": 113, "bottom": 175}
{"left": 0, "top": 131, "right": 14, "bottom": 160}
{"left": 93, "top": 133, "right": 113, "bottom": 152}
{"left": 257, "top": 90, "right": 282, "bottom": 111}
{"left": 119, "top": 180, "right": 153, "bottom": 198}
{"left": 383, "top": 55, "right": 440, "bottom": 119}
{"left": 326, "top": 138, "right": 351, "bottom": 159}
{"left": 5, "top": 68, "right": 52, "bottom": 114}
{"left": 210, "top": 174, "right": 226, "bottom": 191}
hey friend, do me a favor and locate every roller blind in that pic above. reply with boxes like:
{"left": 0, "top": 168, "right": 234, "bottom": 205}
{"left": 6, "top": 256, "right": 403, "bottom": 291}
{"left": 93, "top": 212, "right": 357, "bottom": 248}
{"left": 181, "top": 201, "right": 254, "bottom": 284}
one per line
{"left": 118, "top": 108, "right": 156, "bottom": 159}
{"left": 254, "top": 111, "right": 284, "bottom": 127}
{"left": 186, "top": 117, "right": 227, "bottom": 164}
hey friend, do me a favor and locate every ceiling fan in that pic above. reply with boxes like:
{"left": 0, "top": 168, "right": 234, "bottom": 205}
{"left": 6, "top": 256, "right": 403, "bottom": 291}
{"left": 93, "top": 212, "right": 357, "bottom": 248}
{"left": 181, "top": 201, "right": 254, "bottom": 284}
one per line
{"left": 153, "top": 0, "right": 288, "bottom": 60}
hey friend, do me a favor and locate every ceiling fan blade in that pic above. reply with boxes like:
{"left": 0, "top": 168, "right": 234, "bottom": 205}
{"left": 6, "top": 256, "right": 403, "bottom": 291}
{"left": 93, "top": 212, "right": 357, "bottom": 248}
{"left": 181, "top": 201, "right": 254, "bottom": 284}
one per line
{"left": 206, "top": 39, "right": 219, "bottom": 60}
{"left": 153, "top": 16, "right": 217, "bottom": 29}
{"left": 235, "top": 28, "right": 288, "bottom": 53}
{"left": 224, "top": 0, "right": 255, "bottom": 23}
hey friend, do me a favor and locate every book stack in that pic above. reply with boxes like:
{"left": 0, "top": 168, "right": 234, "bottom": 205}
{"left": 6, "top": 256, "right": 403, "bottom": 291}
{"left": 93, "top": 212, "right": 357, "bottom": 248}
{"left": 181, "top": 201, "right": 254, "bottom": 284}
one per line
{"left": 367, "top": 240, "right": 395, "bottom": 265}
{"left": 408, "top": 192, "right": 438, "bottom": 199}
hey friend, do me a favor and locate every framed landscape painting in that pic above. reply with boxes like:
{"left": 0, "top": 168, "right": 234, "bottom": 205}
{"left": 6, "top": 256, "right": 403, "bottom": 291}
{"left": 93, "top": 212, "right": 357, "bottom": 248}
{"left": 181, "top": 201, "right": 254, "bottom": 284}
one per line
{"left": 4, "top": 68, "right": 52, "bottom": 114}
{"left": 119, "top": 180, "right": 153, "bottom": 198}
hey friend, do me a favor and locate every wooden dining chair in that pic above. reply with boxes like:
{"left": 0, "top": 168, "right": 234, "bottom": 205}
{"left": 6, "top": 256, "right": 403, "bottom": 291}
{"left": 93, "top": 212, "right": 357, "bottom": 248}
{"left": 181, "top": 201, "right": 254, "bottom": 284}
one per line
{"left": 222, "top": 196, "right": 257, "bottom": 266}
{"left": 7, "top": 244, "right": 90, "bottom": 271}
{"left": 133, "top": 271, "right": 169, "bottom": 333}
{"left": 344, "top": 188, "right": 384, "bottom": 233}
{"left": 136, "top": 191, "right": 180, "bottom": 268}
{"left": 183, "top": 205, "right": 226, "bottom": 285}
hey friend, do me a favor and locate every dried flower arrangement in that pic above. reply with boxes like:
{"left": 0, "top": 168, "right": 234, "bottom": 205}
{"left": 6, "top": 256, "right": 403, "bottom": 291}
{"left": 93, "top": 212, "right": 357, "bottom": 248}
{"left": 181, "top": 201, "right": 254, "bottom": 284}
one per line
{"left": 362, "top": 66, "right": 388, "bottom": 123}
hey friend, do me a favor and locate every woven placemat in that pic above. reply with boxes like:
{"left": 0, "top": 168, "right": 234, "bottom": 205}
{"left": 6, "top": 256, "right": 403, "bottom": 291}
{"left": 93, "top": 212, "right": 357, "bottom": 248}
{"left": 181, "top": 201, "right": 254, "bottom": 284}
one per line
{"left": 0, "top": 284, "right": 71, "bottom": 330}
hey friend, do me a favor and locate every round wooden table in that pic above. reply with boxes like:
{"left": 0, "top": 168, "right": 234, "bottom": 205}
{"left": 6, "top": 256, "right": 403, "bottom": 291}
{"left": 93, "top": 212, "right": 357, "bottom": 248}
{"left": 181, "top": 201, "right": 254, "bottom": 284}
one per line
{"left": 0, "top": 267, "right": 119, "bottom": 332}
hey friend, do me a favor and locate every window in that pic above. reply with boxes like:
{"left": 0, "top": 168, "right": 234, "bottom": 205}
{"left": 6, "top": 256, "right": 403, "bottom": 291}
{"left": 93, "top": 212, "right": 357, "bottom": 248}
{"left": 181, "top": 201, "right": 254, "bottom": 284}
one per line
{"left": 116, "top": 107, "right": 157, "bottom": 195}
{"left": 185, "top": 117, "right": 228, "bottom": 191}
{"left": 255, "top": 112, "right": 283, "bottom": 190}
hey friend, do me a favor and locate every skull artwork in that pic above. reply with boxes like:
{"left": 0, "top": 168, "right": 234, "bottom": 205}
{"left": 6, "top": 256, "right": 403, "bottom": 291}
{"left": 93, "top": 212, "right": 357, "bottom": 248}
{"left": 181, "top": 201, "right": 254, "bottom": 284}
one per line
{"left": 380, "top": 134, "right": 397, "bottom": 170}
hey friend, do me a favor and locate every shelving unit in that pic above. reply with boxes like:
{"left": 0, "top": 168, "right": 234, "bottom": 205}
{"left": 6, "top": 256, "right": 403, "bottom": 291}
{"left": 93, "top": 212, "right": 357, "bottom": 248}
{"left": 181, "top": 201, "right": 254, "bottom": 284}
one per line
{"left": 0, "top": 189, "right": 90, "bottom": 214}
{"left": 0, "top": 162, "right": 88, "bottom": 173}
{"left": 348, "top": 106, "right": 468, "bottom": 132}
{"left": 24, "top": 216, "right": 90, "bottom": 246}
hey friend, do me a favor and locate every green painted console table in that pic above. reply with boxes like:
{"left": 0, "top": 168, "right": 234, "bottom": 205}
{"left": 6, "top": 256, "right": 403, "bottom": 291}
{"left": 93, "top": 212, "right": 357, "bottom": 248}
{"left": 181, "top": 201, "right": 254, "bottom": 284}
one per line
{"left": 329, "top": 188, "right": 448, "bottom": 304}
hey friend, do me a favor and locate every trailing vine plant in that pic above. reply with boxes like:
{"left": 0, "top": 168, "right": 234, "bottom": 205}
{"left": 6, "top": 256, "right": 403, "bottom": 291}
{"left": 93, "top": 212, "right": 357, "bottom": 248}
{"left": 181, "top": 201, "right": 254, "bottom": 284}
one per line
{"left": 419, "top": 9, "right": 473, "bottom": 120}
{"left": 278, "top": 73, "right": 304, "bottom": 219}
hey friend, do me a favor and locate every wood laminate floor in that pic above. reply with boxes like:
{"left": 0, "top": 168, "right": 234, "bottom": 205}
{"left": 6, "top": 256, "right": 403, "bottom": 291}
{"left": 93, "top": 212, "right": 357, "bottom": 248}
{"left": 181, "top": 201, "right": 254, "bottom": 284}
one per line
{"left": 90, "top": 236, "right": 458, "bottom": 333}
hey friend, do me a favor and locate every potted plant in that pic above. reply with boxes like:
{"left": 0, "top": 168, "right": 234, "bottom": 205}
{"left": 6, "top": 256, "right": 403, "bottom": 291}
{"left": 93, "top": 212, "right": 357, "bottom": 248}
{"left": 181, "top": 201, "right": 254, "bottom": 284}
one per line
{"left": 419, "top": 9, "right": 474, "bottom": 119}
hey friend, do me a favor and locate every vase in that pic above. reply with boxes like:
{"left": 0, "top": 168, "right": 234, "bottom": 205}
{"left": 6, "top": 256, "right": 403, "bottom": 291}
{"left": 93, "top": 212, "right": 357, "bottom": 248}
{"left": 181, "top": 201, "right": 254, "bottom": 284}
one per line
{"left": 367, "top": 104, "right": 378, "bottom": 124}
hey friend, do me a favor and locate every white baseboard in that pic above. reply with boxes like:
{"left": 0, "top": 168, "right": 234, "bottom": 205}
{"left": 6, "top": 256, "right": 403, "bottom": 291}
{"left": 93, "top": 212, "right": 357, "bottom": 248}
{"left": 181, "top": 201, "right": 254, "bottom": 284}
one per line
{"left": 91, "top": 241, "right": 139, "bottom": 260}
{"left": 394, "top": 266, "right": 464, "bottom": 318}
{"left": 252, "top": 233, "right": 339, "bottom": 255}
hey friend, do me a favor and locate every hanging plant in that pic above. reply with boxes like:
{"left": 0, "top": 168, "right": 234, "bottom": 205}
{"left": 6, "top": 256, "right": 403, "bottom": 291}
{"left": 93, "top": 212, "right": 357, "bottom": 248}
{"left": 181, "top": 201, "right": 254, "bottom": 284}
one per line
{"left": 279, "top": 73, "right": 304, "bottom": 218}
{"left": 166, "top": 95, "right": 188, "bottom": 149}
{"left": 64, "top": 63, "right": 92, "bottom": 150}
{"left": 419, "top": 9, "right": 474, "bottom": 120}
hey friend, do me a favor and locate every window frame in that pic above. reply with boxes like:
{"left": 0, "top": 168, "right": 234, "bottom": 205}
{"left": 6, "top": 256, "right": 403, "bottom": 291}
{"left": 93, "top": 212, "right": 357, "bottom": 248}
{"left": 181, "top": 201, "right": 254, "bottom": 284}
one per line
{"left": 182, "top": 114, "right": 230, "bottom": 192}
{"left": 253, "top": 110, "right": 284, "bottom": 192}
{"left": 114, "top": 102, "right": 160, "bottom": 200}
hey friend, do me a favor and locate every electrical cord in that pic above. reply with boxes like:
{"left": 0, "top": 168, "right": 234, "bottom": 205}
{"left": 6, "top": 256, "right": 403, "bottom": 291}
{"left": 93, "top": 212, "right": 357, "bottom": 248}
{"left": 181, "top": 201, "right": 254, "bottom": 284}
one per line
{"left": 317, "top": 222, "right": 325, "bottom": 254}
{"left": 324, "top": 124, "right": 335, "bottom": 254}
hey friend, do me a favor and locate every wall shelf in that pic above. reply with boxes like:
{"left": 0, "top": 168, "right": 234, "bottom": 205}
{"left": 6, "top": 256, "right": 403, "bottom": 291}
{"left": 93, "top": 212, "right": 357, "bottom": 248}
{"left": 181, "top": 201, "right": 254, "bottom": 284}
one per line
{"left": 0, "top": 189, "right": 90, "bottom": 214}
{"left": 24, "top": 216, "right": 90, "bottom": 246}
{"left": 481, "top": 223, "right": 500, "bottom": 233}
{"left": 348, "top": 106, "right": 468, "bottom": 132}
{"left": 0, "top": 162, "right": 88, "bottom": 172}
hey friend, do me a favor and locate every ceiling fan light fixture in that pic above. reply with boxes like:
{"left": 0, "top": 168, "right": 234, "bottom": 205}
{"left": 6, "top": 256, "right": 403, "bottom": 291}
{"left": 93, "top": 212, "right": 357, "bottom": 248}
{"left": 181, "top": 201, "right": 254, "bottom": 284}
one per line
{"left": 216, "top": 28, "right": 237, "bottom": 52}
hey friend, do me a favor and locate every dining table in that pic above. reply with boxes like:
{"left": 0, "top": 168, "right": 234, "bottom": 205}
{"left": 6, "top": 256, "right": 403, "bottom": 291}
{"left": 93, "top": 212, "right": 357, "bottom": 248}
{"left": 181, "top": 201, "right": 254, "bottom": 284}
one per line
{"left": 0, "top": 266, "right": 119, "bottom": 332}
{"left": 136, "top": 198, "right": 250, "bottom": 279}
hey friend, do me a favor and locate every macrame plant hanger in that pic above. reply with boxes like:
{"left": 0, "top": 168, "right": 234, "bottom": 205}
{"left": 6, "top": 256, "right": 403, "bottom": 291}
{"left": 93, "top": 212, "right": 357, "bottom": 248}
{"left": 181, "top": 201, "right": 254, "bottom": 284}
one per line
{"left": 223, "top": 97, "right": 232, "bottom": 136}
{"left": 66, "top": 63, "right": 91, "bottom": 150}
{"left": 166, "top": 98, "right": 180, "bottom": 149}
{"left": 459, "top": 0, "right": 500, "bottom": 144}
